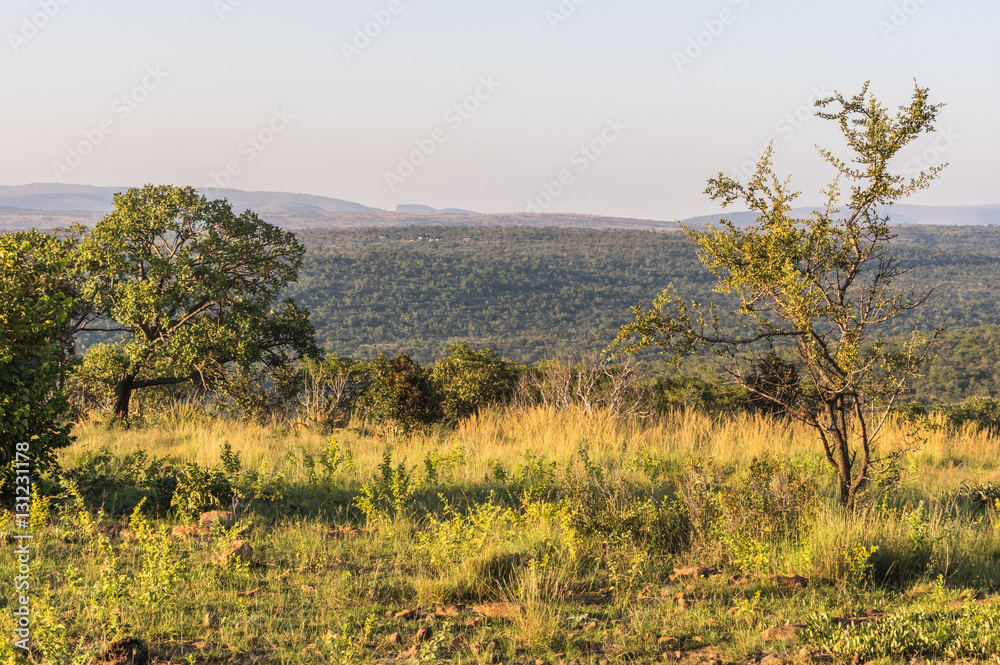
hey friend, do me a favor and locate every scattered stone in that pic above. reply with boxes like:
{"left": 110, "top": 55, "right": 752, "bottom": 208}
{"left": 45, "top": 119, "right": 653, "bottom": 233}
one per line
{"left": 470, "top": 641, "right": 484, "bottom": 653}
{"left": 98, "top": 523, "right": 124, "bottom": 539}
{"left": 387, "top": 632, "right": 401, "bottom": 644}
{"left": 436, "top": 605, "right": 464, "bottom": 617}
{"left": 416, "top": 625, "right": 433, "bottom": 643}
{"left": 202, "top": 613, "right": 220, "bottom": 628}
{"left": 669, "top": 566, "right": 720, "bottom": 582}
{"left": 472, "top": 602, "right": 522, "bottom": 620}
{"left": 536, "top": 659, "right": 547, "bottom": 665}
{"left": 96, "top": 637, "right": 149, "bottom": 665}
{"left": 199, "top": 510, "right": 236, "bottom": 529}
{"left": 674, "top": 592, "right": 692, "bottom": 610}
{"left": 301, "top": 584, "right": 316, "bottom": 593}
{"left": 583, "top": 621, "right": 598, "bottom": 632}
{"left": 325, "top": 630, "right": 338, "bottom": 640}
{"left": 212, "top": 539, "right": 253, "bottom": 566}
{"left": 395, "top": 609, "right": 418, "bottom": 620}
{"left": 760, "top": 655, "right": 785, "bottom": 665}
{"left": 657, "top": 636, "right": 676, "bottom": 645}
{"left": 191, "top": 641, "right": 208, "bottom": 650}
{"left": 760, "top": 624, "right": 803, "bottom": 642}
{"left": 767, "top": 573, "right": 809, "bottom": 590}
{"left": 170, "top": 525, "right": 205, "bottom": 542}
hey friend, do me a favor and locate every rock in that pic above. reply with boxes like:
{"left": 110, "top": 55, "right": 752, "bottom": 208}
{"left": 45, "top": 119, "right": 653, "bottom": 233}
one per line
{"left": 395, "top": 609, "right": 418, "bottom": 620}
{"left": 767, "top": 573, "right": 809, "bottom": 590}
{"left": 760, "top": 624, "right": 803, "bottom": 642}
{"left": 200, "top": 511, "right": 236, "bottom": 529}
{"left": 416, "top": 625, "right": 433, "bottom": 643}
{"left": 170, "top": 525, "right": 205, "bottom": 542}
{"left": 674, "top": 592, "right": 692, "bottom": 610}
{"left": 471, "top": 602, "right": 522, "bottom": 620}
{"left": 202, "top": 613, "right": 220, "bottom": 628}
{"left": 96, "top": 637, "right": 149, "bottom": 665}
{"left": 583, "top": 621, "right": 598, "bottom": 631}
{"left": 387, "top": 632, "right": 401, "bottom": 644}
{"left": 760, "top": 655, "right": 785, "bottom": 665}
{"left": 435, "top": 605, "right": 464, "bottom": 617}
{"left": 658, "top": 636, "right": 677, "bottom": 645}
{"left": 212, "top": 539, "right": 253, "bottom": 565}
{"left": 669, "top": 566, "right": 720, "bottom": 582}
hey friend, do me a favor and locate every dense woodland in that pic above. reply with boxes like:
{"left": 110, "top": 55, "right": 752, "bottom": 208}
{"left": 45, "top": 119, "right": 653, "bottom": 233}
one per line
{"left": 284, "top": 225, "right": 1000, "bottom": 405}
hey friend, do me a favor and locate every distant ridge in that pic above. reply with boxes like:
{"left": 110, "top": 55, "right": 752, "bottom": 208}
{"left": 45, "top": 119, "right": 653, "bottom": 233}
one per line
{"left": 0, "top": 184, "right": 996, "bottom": 230}
{"left": 681, "top": 204, "right": 1000, "bottom": 228}
{"left": 0, "top": 183, "right": 378, "bottom": 214}
{"left": 397, "top": 204, "right": 479, "bottom": 215}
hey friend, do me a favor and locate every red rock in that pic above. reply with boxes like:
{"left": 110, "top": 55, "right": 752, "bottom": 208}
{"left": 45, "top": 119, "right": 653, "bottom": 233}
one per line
{"left": 767, "top": 573, "right": 808, "bottom": 590}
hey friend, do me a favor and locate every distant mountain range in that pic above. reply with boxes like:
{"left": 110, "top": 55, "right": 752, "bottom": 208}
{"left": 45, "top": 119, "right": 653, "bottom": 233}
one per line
{"left": 0, "top": 184, "right": 997, "bottom": 230}
{"left": 0, "top": 183, "right": 375, "bottom": 214}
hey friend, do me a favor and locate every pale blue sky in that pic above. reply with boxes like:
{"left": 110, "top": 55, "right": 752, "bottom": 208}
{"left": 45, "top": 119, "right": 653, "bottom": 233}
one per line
{"left": 3, "top": 0, "right": 997, "bottom": 219}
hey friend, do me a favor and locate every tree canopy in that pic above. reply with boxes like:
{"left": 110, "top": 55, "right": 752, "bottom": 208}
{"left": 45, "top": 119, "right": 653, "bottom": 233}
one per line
{"left": 77, "top": 185, "right": 318, "bottom": 421}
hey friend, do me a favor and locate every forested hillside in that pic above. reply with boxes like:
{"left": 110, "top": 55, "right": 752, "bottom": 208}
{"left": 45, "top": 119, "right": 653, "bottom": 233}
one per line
{"left": 286, "top": 225, "right": 1000, "bottom": 378}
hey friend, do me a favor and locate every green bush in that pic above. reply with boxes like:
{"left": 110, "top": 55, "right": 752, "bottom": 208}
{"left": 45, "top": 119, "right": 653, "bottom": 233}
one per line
{"left": 356, "top": 353, "right": 443, "bottom": 433}
{"left": 431, "top": 344, "right": 522, "bottom": 422}
{"left": 653, "top": 375, "right": 748, "bottom": 414}
{"left": 0, "top": 235, "right": 77, "bottom": 496}
{"left": 939, "top": 396, "right": 1000, "bottom": 433}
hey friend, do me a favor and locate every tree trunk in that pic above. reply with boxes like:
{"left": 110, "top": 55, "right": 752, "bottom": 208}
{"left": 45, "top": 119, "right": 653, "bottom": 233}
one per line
{"left": 113, "top": 373, "right": 135, "bottom": 425}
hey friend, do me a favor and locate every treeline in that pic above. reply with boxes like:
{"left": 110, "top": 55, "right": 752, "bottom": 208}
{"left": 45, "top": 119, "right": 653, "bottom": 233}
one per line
{"left": 286, "top": 225, "right": 1000, "bottom": 365}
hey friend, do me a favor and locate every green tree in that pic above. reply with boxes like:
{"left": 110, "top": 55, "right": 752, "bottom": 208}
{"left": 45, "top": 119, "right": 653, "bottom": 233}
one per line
{"left": 77, "top": 185, "right": 318, "bottom": 423}
{"left": 613, "top": 82, "right": 945, "bottom": 508}
{"left": 0, "top": 236, "right": 77, "bottom": 494}
{"left": 431, "top": 344, "right": 521, "bottom": 422}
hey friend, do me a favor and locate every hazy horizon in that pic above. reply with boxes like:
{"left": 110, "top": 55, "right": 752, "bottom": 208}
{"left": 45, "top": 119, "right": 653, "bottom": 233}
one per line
{"left": 4, "top": 0, "right": 997, "bottom": 220}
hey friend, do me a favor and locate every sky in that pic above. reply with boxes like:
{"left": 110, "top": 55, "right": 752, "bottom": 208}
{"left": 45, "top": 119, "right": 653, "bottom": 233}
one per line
{"left": 2, "top": 0, "right": 997, "bottom": 220}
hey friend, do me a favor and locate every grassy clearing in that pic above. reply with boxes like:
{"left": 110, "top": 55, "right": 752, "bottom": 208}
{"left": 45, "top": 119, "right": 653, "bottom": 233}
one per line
{"left": 3, "top": 408, "right": 1000, "bottom": 664}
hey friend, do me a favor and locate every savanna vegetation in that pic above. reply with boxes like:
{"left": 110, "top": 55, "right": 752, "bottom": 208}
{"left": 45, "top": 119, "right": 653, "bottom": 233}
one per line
{"left": 3, "top": 83, "right": 1000, "bottom": 665}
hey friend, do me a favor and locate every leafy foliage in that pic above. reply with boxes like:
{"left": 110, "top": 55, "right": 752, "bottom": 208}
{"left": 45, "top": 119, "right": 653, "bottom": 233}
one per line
{"left": 613, "top": 82, "right": 946, "bottom": 507}
{"left": 0, "top": 235, "right": 77, "bottom": 493}
{"left": 431, "top": 344, "right": 523, "bottom": 422}
{"left": 76, "top": 184, "right": 318, "bottom": 421}
{"left": 356, "top": 353, "right": 442, "bottom": 433}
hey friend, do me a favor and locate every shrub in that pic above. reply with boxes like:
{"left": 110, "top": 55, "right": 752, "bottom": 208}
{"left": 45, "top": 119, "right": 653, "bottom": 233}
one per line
{"left": 564, "top": 471, "right": 691, "bottom": 554}
{"left": 431, "top": 344, "right": 522, "bottom": 422}
{"left": 356, "top": 353, "right": 442, "bottom": 433}
{"left": 0, "top": 236, "right": 77, "bottom": 496}
{"left": 939, "top": 396, "right": 1000, "bottom": 433}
